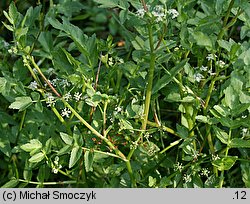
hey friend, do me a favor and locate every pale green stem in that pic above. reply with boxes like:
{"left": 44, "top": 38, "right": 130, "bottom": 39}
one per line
{"left": 219, "top": 128, "right": 232, "bottom": 188}
{"left": 141, "top": 24, "right": 155, "bottom": 131}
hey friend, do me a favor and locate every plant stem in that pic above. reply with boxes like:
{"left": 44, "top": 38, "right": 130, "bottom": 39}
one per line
{"left": 141, "top": 24, "right": 155, "bottom": 131}
{"left": 62, "top": 99, "right": 127, "bottom": 161}
{"left": 18, "top": 179, "right": 83, "bottom": 186}
{"left": 219, "top": 128, "right": 232, "bottom": 187}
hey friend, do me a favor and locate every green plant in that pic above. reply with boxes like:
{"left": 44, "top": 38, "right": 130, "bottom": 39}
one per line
{"left": 0, "top": 0, "right": 249, "bottom": 188}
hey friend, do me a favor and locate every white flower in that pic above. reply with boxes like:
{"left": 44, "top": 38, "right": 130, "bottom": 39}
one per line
{"left": 212, "top": 154, "right": 220, "bottom": 161}
{"left": 216, "top": 60, "right": 226, "bottom": 67}
{"left": 45, "top": 93, "right": 56, "bottom": 107}
{"left": 208, "top": 68, "right": 216, "bottom": 76}
{"left": 74, "top": 92, "right": 82, "bottom": 101}
{"left": 194, "top": 73, "right": 204, "bottom": 82}
{"left": 200, "top": 65, "right": 208, "bottom": 72}
{"left": 242, "top": 128, "right": 248, "bottom": 136}
{"left": 61, "top": 108, "right": 71, "bottom": 118}
{"left": 52, "top": 168, "right": 58, "bottom": 174}
{"left": 63, "top": 93, "right": 72, "bottom": 101}
{"left": 242, "top": 115, "right": 247, "bottom": 119}
{"left": 108, "top": 57, "right": 114, "bottom": 66}
{"left": 167, "top": 9, "right": 179, "bottom": 19}
{"left": 115, "top": 106, "right": 122, "bottom": 113}
{"left": 200, "top": 168, "right": 210, "bottom": 177}
{"left": 60, "top": 79, "right": 70, "bottom": 88}
{"left": 206, "top": 53, "right": 217, "bottom": 61}
{"left": 174, "top": 162, "right": 183, "bottom": 172}
{"left": 8, "top": 46, "right": 18, "bottom": 54}
{"left": 183, "top": 174, "right": 192, "bottom": 183}
{"left": 152, "top": 5, "right": 166, "bottom": 22}
{"left": 28, "top": 81, "right": 38, "bottom": 90}
{"left": 46, "top": 68, "right": 54, "bottom": 74}
{"left": 136, "top": 8, "right": 146, "bottom": 18}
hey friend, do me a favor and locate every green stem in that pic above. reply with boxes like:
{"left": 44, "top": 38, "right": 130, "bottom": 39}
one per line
{"left": 18, "top": 179, "right": 83, "bottom": 186}
{"left": 219, "top": 128, "right": 232, "bottom": 188}
{"left": 204, "top": 79, "right": 215, "bottom": 112}
{"left": 62, "top": 99, "right": 127, "bottom": 161}
{"left": 125, "top": 160, "right": 136, "bottom": 187}
{"left": 141, "top": 24, "right": 155, "bottom": 131}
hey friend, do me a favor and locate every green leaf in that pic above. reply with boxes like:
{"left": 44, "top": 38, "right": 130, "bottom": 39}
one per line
{"left": 190, "top": 30, "right": 213, "bottom": 50}
{"left": 0, "top": 77, "right": 7, "bottom": 93}
{"left": 94, "top": 0, "right": 119, "bottom": 8}
{"left": 73, "top": 126, "right": 83, "bottom": 146}
{"left": 38, "top": 32, "right": 53, "bottom": 53}
{"left": 131, "top": 36, "right": 145, "bottom": 50}
{"left": 195, "top": 115, "right": 211, "bottom": 124}
{"left": 21, "top": 139, "right": 43, "bottom": 153}
{"left": 1, "top": 178, "right": 19, "bottom": 188}
{"left": 159, "top": 176, "right": 173, "bottom": 187}
{"left": 152, "top": 59, "right": 188, "bottom": 94}
{"left": 241, "top": 161, "right": 250, "bottom": 187}
{"left": 213, "top": 126, "right": 228, "bottom": 144}
{"left": 8, "top": 2, "right": 21, "bottom": 26}
{"left": 213, "top": 105, "right": 230, "bottom": 117}
{"left": 212, "top": 156, "right": 238, "bottom": 171}
{"left": 15, "top": 27, "right": 29, "bottom": 40}
{"left": 231, "top": 103, "right": 250, "bottom": 117}
{"left": 215, "top": 0, "right": 227, "bottom": 15}
{"left": 69, "top": 146, "right": 82, "bottom": 168}
{"left": 60, "top": 132, "right": 73, "bottom": 145}
{"left": 230, "top": 138, "right": 250, "bottom": 148}
{"left": 0, "top": 129, "right": 11, "bottom": 157}
{"left": 84, "top": 150, "right": 94, "bottom": 172}
{"left": 29, "top": 152, "right": 45, "bottom": 163}
{"left": 9, "top": 96, "right": 32, "bottom": 111}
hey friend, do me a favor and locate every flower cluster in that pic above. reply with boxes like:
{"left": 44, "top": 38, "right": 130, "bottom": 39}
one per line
{"left": 52, "top": 156, "right": 62, "bottom": 174}
{"left": 61, "top": 108, "right": 71, "bottom": 118}
{"left": 174, "top": 162, "right": 184, "bottom": 172}
{"left": 136, "top": 5, "right": 179, "bottom": 22}
{"left": 45, "top": 93, "right": 56, "bottom": 107}
{"left": 28, "top": 81, "right": 38, "bottom": 90}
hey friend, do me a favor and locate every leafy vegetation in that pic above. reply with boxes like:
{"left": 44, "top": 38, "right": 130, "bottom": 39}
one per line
{"left": 0, "top": 0, "right": 249, "bottom": 188}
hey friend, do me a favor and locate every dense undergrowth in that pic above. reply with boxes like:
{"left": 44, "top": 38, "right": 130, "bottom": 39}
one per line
{"left": 0, "top": 0, "right": 249, "bottom": 188}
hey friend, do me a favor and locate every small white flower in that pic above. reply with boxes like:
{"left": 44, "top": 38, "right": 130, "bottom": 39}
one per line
{"left": 108, "top": 57, "right": 114, "bottom": 66}
{"left": 242, "top": 128, "right": 248, "bottom": 136}
{"left": 8, "top": 46, "right": 18, "bottom": 54}
{"left": 152, "top": 5, "right": 166, "bottom": 22}
{"left": 46, "top": 68, "right": 54, "bottom": 74}
{"left": 61, "top": 108, "right": 71, "bottom": 118}
{"left": 183, "top": 174, "right": 192, "bottom": 183}
{"left": 63, "top": 93, "right": 72, "bottom": 101}
{"left": 28, "top": 81, "right": 38, "bottom": 90}
{"left": 194, "top": 73, "right": 204, "bottom": 82}
{"left": 144, "top": 132, "right": 152, "bottom": 140}
{"left": 52, "top": 168, "right": 58, "bottom": 174}
{"left": 206, "top": 53, "right": 217, "bottom": 61}
{"left": 200, "top": 65, "right": 208, "bottom": 72}
{"left": 60, "top": 79, "right": 70, "bottom": 88}
{"left": 208, "top": 68, "right": 216, "bottom": 76}
{"left": 74, "top": 92, "right": 82, "bottom": 101}
{"left": 115, "top": 106, "right": 122, "bottom": 113}
{"left": 167, "top": 9, "right": 179, "bottom": 19}
{"left": 216, "top": 60, "right": 226, "bottom": 67}
{"left": 242, "top": 115, "right": 247, "bottom": 119}
{"left": 200, "top": 168, "right": 210, "bottom": 177}
{"left": 136, "top": 8, "right": 146, "bottom": 18}
{"left": 212, "top": 154, "right": 220, "bottom": 161}
{"left": 192, "top": 151, "right": 199, "bottom": 159}
{"left": 45, "top": 93, "right": 56, "bottom": 107}
{"left": 174, "top": 162, "right": 183, "bottom": 172}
